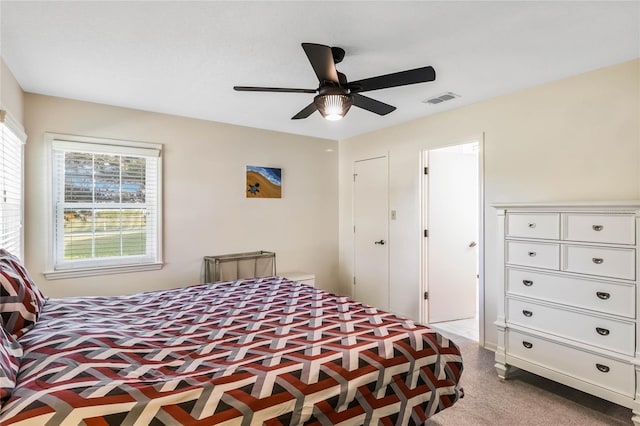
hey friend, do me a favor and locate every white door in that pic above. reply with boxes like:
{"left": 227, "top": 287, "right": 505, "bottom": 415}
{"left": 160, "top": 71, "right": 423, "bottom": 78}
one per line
{"left": 426, "top": 147, "right": 478, "bottom": 323}
{"left": 353, "top": 156, "right": 389, "bottom": 310}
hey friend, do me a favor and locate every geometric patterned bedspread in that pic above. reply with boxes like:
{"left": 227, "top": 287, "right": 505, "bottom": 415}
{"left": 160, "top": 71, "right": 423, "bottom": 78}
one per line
{"left": 0, "top": 277, "right": 463, "bottom": 425}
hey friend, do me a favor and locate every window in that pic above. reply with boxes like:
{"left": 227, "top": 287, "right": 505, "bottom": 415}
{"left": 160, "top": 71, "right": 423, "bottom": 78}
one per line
{"left": 46, "top": 134, "right": 162, "bottom": 278}
{"left": 0, "top": 110, "right": 26, "bottom": 259}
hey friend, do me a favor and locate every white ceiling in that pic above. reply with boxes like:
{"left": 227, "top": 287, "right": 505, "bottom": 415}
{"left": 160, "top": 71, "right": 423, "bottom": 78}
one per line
{"left": 1, "top": 1, "right": 638, "bottom": 140}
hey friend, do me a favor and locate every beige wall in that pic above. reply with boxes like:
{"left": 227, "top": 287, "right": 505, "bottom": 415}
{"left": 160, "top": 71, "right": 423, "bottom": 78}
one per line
{"left": 15, "top": 58, "right": 640, "bottom": 350}
{"left": 0, "top": 58, "right": 23, "bottom": 122}
{"left": 338, "top": 59, "right": 640, "bottom": 349}
{"left": 24, "top": 94, "right": 339, "bottom": 297}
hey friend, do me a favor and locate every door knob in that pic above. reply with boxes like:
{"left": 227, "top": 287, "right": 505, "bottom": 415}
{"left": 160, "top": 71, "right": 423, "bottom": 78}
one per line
{"left": 374, "top": 240, "right": 386, "bottom": 245}
{"left": 468, "top": 241, "right": 477, "bottom": 248}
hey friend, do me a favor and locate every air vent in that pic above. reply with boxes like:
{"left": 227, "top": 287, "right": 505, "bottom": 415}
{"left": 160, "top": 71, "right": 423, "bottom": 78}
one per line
{"left": 423, "top": 92, "right": 460, "bottom": 105}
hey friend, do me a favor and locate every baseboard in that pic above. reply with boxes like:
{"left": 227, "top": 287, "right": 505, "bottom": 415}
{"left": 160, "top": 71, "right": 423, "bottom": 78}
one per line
{"left": 482, "top": 341, "right": 497, "bottom": 352}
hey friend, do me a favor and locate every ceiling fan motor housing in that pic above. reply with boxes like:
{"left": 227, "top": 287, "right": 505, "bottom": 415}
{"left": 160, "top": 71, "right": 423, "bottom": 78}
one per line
{"left": 331, "top": 46, "right": 345, "bottom": 64}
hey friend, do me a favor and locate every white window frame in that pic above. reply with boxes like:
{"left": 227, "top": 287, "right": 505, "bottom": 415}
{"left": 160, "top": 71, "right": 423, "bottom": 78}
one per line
{"left": 0, "top": 109, "right": 26, "bottom": 260}
{"left": 44, "top": 133, "right": 163, "bottom": 279}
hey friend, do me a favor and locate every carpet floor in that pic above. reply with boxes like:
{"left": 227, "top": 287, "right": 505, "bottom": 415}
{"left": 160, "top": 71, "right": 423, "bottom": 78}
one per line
{"left": 425, "top": 331, "right": 634, "bottom": 425}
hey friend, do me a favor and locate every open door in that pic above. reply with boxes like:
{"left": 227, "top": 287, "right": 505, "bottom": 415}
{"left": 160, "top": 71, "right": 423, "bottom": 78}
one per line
{"left": 424, "top": 143, "right": 478, "bottom": 324}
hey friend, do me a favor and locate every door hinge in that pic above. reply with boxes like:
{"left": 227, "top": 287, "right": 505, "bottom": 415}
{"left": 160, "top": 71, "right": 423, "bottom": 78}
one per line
{"left": 353, "top": 276, "right": 356, "bottom": 285}
{"left": 353, "top": 225, "right": 356, "bottom": 233}
{"left": 424, "top": 229, "right": 428, "bottom": 238}
{"left": 424, "top": 167, "right": 428, "bottom": 175}
{"left": 353, "top": 173, "right": 357, "bottom": 182}
{"left": 424, "top": 291, "right": 429, "bottom": 300}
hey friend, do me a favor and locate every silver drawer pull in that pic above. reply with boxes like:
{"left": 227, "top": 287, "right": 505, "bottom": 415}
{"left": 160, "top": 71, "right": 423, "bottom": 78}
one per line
{"left": 592, "top": 257, "right": 604, "bottom": 264}
{"left": 596, "top": 327, "right": 610, "bottom": 336}
{"left": 522, "top": 310, "right": 533, "bottom": 317}
{"left": 592, "top": 225, "right": 604, "bottom": 231}
{"left": 596, "top": 363, "right": 610, "bottom": 373}
{"left": 528, "top": 223, "right": 536, "bottom": 228}
{"left": 522, "top": 341, "right": 533, "bottom": 349}
{"left": 596, "top": 291, "right": 610, "bottom": 300}
{"left": 522, "top": 279, "right": 533, "bottom": 287}
{"left": 528, "top": 251, "right": 536, "bottom": 257}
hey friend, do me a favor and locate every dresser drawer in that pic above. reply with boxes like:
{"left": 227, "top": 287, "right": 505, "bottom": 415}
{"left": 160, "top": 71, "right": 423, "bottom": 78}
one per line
{"left": 507, "top": 298, "right": 635, "bottom": 355}
{"left": 507, "top": 330, "right": 635, "bottom": 397}
{"left": 506, "top": 241, "right": 559, "bottom": 270}
{"left": 507, "top": 213, "right": 560, "bottom": 240}
{"left": 506, "top": 268, "right": 636, "bottom": 318}
{"left": 563, "top": 245, "right": 635, "bottom": 280}
{"left": 563, "top": 214, "right": 635, "bottom": 245}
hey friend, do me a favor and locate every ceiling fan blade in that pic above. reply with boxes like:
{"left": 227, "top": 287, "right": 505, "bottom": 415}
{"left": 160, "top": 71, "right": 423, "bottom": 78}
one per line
{"left": 234, "top": 86, "right": 317, "bottom": 94}
{"left": 302, "top": 43, "right": 339, "bottom": 84}
{"left": 352, "top": 94, "right": 396, "bottom": 115}
{"left": 291, "top": 102, "right": 318, "bottom": 120}
{"left": 347, "top": 66, "right": 436, "bottom": 93}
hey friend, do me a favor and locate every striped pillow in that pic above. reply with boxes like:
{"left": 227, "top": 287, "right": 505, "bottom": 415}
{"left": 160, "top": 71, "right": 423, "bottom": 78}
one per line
{"left": 0, "top": 250, "right": 46, "bottom": 339}
{"left": 0, "top": 325, "right": 22, "bottom": 402}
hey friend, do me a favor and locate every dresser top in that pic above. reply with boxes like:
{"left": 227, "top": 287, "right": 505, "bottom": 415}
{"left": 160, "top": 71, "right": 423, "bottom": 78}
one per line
{"left": 492, "top": 200, "right": 640, "bottom": 212}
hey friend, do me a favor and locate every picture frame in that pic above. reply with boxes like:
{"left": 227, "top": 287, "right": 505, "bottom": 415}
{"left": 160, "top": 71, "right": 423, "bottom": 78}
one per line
{"left": 246, "top": 166, "right": 282, "bottom": 198}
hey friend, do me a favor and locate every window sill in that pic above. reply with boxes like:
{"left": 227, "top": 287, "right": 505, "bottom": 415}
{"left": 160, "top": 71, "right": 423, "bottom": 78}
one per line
{"left": 43, "top": 262, "right": 164, "bottom": 280}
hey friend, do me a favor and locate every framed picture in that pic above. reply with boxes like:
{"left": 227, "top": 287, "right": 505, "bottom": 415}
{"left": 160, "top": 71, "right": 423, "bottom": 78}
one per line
{"left": 246, "top": 166, "right": 282, "bottom": 198}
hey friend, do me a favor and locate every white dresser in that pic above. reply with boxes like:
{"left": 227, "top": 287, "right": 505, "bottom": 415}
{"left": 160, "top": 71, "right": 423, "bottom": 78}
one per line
{"left": 494, "top": 202, "right": 640, "bottom": 425}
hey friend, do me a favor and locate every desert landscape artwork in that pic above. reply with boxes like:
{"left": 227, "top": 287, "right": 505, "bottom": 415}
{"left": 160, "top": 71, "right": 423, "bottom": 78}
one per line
{"left": 246, "top": 166, "right": 282, "bottom": 198}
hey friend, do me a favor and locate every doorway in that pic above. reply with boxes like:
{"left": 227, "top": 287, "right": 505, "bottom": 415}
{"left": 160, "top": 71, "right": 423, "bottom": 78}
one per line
{"left": 422, "top": 141, "right": 481, "bottom": 342}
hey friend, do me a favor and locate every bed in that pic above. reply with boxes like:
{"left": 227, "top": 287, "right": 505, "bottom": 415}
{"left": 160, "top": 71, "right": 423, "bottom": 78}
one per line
{"left": 0, "top": 256, "right": 463, "bottom": 425}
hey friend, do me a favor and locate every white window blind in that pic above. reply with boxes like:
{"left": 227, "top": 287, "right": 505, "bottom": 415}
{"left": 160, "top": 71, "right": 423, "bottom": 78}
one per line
{"left": 0, "top": 110, "right": 25, "bottom": 259}
{"left": 50, "top": 135, "right": 162, "bottom": 275}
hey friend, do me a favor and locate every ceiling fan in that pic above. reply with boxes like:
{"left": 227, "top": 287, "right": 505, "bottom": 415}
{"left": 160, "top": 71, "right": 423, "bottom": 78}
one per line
{"left": 234, "top": 43, "right": 436, "bottom": 121}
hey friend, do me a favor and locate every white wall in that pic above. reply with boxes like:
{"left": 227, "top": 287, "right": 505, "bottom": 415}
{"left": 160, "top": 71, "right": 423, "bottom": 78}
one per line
{"left": 338, "top": 59, "right": 640, "bottom": 349}
{"left": 24, "top": 94, "right": 339, "bottom": 297}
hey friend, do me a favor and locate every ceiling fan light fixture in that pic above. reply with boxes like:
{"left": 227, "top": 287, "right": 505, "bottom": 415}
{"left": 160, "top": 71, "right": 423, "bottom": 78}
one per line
{"left": 314, "top": 93, "right": 352, "bottom": 121}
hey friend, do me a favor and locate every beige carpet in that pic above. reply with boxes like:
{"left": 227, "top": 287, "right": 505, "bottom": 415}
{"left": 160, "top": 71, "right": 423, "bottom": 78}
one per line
{"left": 425, "top": 332, "right": 633, "bottom": 426}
